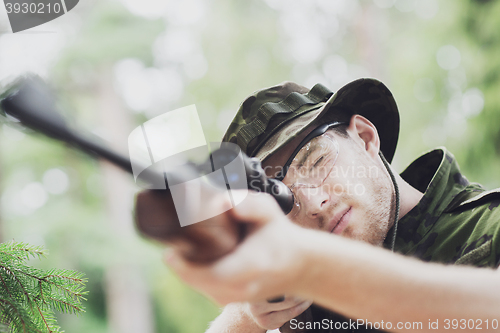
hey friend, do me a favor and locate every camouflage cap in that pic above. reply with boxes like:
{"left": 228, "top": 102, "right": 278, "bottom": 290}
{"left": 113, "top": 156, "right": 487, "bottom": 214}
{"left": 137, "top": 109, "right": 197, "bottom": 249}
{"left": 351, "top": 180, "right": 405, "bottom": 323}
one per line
{"left": 222, "top": 78, "right": 400, "bottom": 164}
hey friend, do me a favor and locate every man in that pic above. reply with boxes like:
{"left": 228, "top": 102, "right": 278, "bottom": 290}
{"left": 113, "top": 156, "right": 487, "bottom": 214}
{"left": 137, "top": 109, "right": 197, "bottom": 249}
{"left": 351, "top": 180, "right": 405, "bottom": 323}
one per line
{"left": 162, "top": 78, "right": 500, "bottom": 332}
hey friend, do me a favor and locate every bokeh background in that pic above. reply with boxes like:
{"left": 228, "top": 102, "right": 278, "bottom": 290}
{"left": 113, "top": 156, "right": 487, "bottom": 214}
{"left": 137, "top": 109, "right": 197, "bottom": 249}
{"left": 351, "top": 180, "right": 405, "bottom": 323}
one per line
{"left": 0, "top": 0, "right": 499, "bottom": 332}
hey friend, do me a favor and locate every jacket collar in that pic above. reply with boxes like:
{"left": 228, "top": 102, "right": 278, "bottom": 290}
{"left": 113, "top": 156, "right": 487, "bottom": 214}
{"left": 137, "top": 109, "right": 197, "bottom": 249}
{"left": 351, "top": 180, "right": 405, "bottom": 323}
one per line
{"left": 384, "top": 148, "right": 470, "bottom": 254}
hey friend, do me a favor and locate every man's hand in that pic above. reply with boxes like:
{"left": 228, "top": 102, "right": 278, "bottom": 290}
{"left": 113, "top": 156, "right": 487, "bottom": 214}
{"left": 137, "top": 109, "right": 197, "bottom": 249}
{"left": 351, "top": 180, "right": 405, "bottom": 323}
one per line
{"left": 246, "top": 297, "right": 313, "bottom": 330}
{"left": 164, "top": 191, "right": 308, "bottom": 305}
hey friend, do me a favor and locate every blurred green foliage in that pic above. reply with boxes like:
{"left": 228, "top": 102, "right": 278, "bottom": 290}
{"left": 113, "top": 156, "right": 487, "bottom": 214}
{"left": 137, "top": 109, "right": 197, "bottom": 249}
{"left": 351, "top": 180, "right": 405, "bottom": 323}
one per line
{"left": 1, "top": 0, "right": 500, "bottom": 332}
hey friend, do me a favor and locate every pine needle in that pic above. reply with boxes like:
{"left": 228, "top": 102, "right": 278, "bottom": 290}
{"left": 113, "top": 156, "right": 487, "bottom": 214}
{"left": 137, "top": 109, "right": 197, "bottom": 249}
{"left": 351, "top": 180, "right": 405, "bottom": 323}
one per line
{"left": 0, "top": 241, "right": 87, "bottom": 333}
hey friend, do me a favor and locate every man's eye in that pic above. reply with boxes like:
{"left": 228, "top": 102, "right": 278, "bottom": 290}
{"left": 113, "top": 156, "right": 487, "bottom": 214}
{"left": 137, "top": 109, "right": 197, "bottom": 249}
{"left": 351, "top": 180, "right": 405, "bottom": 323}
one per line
{"left": 312, "top": 156, "right": 324, "bottom": 168}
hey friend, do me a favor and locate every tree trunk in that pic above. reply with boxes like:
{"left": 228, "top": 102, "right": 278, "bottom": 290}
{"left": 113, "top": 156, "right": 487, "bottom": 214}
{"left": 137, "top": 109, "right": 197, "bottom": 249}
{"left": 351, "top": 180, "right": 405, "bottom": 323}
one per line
{"left": 97, "top": 66, "right": 155, "bottom": 333}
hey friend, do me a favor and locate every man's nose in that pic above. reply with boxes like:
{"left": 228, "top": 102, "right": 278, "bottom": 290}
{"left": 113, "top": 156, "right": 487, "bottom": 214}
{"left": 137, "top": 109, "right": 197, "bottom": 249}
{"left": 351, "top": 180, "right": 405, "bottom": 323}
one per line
{"left": 301, "top": 187, "right": 330, "bottom": 218}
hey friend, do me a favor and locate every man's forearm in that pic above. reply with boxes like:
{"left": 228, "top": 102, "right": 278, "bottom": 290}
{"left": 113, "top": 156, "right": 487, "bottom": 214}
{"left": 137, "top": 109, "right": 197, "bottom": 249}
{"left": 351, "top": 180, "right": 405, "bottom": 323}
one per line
{"left": 295, "top": 229, "right": 500, "bottom": 332}
{"left": 206, "top": 303, "right": 266, "bottom": 333}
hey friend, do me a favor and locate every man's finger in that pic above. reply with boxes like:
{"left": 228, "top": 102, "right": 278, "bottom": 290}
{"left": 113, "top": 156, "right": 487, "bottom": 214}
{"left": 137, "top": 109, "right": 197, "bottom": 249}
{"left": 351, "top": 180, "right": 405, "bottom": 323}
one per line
{"left": 250, "top": 296, "right": 310, "bottom": 314}
{"left": 258, "top": 300, "right": 313, "bottom": 330}
{"left": 163, "top": 249, "right": 211, "bottom": 283}
{"left": 230, "top": 191, "right": 283, "bottom": 225}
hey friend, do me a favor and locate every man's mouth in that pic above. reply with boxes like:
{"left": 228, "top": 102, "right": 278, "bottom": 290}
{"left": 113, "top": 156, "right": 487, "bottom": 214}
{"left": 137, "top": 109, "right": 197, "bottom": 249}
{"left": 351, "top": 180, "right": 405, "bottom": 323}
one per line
{"left": 329, "top": 207, "right": 352, "bottom": 234}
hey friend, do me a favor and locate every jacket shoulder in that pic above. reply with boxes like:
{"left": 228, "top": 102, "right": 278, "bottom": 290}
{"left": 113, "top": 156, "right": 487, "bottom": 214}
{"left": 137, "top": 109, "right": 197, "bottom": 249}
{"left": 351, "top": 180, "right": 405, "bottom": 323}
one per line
{"left": 445, "top": 186, "right": 500, "bottom": 213}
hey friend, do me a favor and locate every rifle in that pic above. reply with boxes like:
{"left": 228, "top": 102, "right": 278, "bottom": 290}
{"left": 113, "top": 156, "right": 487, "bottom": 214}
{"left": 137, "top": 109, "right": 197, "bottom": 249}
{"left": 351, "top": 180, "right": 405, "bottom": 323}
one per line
{"left": 0, "top": 75, "right": 293, "bottom": 263}
{"left": 1, "top": 76, "right": 366, "bottom": 333}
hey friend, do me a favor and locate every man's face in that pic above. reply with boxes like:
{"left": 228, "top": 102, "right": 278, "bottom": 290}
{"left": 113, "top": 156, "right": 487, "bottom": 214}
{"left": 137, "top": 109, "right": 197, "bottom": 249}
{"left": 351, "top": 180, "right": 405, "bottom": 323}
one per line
{"left": 262, "top": 117, "right": 394, "bottom": 246}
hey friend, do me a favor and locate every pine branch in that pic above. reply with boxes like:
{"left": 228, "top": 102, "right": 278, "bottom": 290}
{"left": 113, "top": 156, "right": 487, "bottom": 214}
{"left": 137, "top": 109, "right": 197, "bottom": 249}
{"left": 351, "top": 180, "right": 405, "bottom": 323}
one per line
{"left": 0, "top": 242, "right": 46, "bottom": 262}
{"left": 0, "top": 241, "right": 87, "bottom": 333}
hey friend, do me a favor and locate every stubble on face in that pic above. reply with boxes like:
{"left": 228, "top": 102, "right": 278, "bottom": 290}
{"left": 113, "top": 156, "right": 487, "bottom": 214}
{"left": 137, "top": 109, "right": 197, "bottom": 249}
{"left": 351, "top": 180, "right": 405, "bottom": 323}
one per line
{"left": 335, "top": 145, "right": 395, "bottom": 246}
{"left": 291, "top": 136, "right": 395, "bottom": 247}
{"left": 349, "top": 175, "right": 394, "bottom": 246}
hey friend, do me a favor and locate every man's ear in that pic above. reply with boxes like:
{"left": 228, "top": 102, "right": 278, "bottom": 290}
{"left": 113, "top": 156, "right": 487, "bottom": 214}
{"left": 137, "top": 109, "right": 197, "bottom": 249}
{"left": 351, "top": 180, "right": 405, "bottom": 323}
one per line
{"left": 346, "top": 115, "right": 380, "bottom": 158}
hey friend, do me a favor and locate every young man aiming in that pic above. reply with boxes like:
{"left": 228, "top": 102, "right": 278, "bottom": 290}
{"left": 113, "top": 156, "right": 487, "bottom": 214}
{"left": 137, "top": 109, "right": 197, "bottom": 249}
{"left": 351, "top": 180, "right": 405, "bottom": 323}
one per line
{"left": 156, "top": 79, "right": 500, "bottom": 332}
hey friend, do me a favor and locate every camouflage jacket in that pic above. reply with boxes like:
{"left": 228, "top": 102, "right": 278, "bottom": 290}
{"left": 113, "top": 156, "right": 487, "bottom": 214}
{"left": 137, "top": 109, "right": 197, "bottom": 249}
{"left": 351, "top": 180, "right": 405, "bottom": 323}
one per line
{"left": 387, "top": 147, "right": 500, "bottom": 267}
{"left": 292, "top": 148, "right": 500, "bottom": 333}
